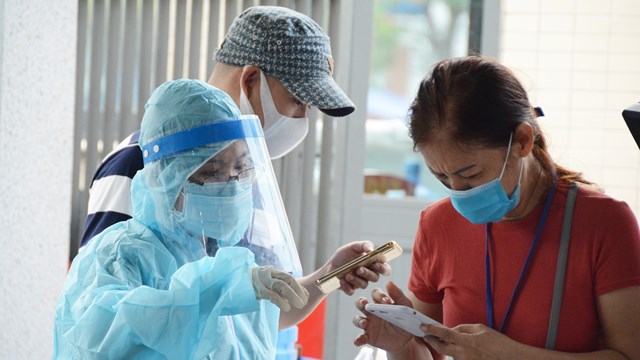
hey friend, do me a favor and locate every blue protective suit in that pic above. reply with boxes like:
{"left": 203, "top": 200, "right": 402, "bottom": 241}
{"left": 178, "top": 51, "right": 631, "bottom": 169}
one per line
{"left": 53, "top": 79, "right": 280, "bottom": 359}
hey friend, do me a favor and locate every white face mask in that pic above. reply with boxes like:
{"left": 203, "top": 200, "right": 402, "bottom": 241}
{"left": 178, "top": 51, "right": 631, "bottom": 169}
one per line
{"left": 238, "top": 70, "right": 308, "bottom": 159}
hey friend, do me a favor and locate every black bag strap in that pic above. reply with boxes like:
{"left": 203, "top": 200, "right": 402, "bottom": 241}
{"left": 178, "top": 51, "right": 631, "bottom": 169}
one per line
{"left": 545, "top": 182, "right": 579, "bottom": 349}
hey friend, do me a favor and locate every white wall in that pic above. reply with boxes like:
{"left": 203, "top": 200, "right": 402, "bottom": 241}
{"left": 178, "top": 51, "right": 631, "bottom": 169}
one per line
{"left": 0, "top": 0, "right": 77, "bottom": 358}
{"left": 499, "top": 0, "right": 640, "bottom": 215}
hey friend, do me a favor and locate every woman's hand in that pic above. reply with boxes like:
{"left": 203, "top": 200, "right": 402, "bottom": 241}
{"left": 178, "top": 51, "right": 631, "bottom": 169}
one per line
{"left": 422, "top": 323, "right": 518, "bottom": 360}
{"left": 352, "top": 281, "right": 418, "bottom": 353}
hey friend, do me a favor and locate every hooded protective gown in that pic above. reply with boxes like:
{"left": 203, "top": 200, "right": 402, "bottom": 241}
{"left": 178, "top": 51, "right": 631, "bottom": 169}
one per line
{"left": 53, "top": 79, "right": 295, "bottom": 359}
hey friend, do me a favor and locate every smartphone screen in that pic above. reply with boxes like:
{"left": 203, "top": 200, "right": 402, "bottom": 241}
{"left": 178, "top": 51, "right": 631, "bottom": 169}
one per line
{"left": 315, "top": 241, "right": 403, "bottom": 294}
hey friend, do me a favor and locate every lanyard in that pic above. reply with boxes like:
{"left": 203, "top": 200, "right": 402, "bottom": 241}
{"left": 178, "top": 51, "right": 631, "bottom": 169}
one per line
{"left": 485, "top": 181, "right": 556, "bottom": 332}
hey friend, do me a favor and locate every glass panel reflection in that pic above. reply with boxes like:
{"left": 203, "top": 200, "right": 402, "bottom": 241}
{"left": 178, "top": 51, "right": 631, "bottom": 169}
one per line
{"left": 365, "top": 0, "right": 473, "bottom": 200}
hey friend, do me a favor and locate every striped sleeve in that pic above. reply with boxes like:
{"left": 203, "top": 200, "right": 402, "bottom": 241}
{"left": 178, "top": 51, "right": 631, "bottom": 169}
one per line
{"left": 80, "top": 131, "right": 143, "bottom": 247}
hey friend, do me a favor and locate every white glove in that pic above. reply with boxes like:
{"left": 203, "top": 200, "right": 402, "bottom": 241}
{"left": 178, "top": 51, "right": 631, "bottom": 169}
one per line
{"left": 250, "top": 266, "right": 309, "bottom": 312}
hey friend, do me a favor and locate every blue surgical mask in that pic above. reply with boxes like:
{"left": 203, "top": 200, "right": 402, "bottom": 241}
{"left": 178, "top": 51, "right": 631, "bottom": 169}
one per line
{"left": 443, "top": 134, "right": 524, "bottom": 224}
{"left": 178, "top": 177, "right": 254, "bottom": 247}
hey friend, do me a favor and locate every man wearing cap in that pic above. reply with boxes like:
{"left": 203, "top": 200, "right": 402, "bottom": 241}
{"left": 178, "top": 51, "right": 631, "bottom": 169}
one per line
{"left": 81, "top": 5, "right": 391, "bottom": 331}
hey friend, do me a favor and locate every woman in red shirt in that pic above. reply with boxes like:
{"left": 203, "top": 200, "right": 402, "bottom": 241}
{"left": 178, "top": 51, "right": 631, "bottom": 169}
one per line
{"left": 353, "top": 56, "right": 640, "bottom": 359}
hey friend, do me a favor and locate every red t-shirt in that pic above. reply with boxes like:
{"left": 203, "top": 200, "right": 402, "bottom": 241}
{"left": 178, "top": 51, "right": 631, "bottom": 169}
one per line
{"left": 408, "top": 180, "right": 640, "bottom": 351}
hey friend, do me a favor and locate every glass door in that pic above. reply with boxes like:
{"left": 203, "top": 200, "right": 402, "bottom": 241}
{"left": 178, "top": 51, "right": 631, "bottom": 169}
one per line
{"left": 364, "top": 0, "right": 478, "bottom": 201}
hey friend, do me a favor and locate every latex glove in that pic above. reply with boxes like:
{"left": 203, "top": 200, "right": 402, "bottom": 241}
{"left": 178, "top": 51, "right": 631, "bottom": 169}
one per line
{"left": 250, "top": 266, "right": 309, "bottom": 312}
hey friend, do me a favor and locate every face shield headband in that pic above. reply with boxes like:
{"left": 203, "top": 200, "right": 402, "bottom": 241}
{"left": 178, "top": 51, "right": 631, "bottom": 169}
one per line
{"left": 141, "top": 115, "right": 262, "bottom": 164}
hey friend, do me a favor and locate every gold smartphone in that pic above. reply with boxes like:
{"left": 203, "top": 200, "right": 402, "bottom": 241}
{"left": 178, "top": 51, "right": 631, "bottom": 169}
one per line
{"left": 315, "top": 241, "right": 403, "bottom": 294}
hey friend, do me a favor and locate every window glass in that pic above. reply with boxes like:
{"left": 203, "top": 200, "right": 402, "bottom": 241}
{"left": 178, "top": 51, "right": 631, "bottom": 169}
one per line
{"left": 365, "top": 0, "right": 473, "bottom": 199}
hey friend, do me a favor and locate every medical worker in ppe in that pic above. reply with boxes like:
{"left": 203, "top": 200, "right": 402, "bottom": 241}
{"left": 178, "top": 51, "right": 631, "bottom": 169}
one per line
{"left": 53, "top": 79, "right": 309, "bottom": 359}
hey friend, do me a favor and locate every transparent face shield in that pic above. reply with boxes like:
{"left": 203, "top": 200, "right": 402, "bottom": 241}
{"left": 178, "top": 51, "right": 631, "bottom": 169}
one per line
{"left": 141, "top": 115, "right": 303, "bottom": 276}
